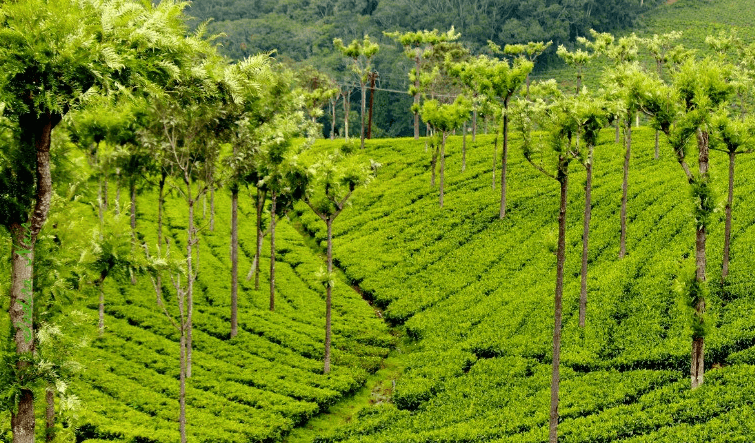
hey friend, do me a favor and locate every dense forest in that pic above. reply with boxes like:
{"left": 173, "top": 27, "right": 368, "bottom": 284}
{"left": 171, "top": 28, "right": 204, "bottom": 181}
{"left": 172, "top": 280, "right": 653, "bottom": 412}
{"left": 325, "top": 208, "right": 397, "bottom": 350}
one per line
{"left": 186, "top": 0, "right": 665, "bottom": 137}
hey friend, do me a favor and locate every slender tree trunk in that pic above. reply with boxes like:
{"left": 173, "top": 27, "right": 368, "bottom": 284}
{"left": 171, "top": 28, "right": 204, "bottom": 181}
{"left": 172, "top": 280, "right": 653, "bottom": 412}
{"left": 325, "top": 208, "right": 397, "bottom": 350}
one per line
{"left": 331, "top": 99, "right": 336, "bottom": 140}
{"left": 254, "top": 188, "right": 265, "bottom": 290}
{"left": 230, "top": 186, "right": 239, "bottom": 338}
{"left": 579, "top": 145, "right": 594, "bottom": 328}
{"left": 722, "top": 151, "right": 735, "bottom": 280}
{"left": 500, "top": 98, "right": 510, "bottom": 219}
{"left": 691, "top": 130, "right": 709, "bottom": 389}
{"left": 45, "top": 386, "right": 55, "bottom": 443}
{"left": 98, "top": 274, "right": 106, "bottom": 336}
{"left": 210, "top": 183, "right": 215, "bottom": 232}
{"left": 179, "top": 330, "right": 187, "bottom": 443}
{"left": 156, "top": 171, "right": 166, "bottom": 295}
{"left": 344, "top": 93, "right": 350, "bottom": 140}
{"left": 186, "top": 180, "right": 195, "bottom": 379}
{"left": 549, "top": 167, "right": 569, "bottom": 443}
{"left": 440, "top": 133, "right": 447, "bottom": 208}
{"left": 367, "top": 73, "right": 376, "bottom": 139}
{"left": 492, "top": 133, "right": 497, "bottom": 189}
{"left": 115, "top": 170, "right": 121, "bottom": 214}
{"left": 615, "top": 120, "right": 620, "bottom": 144}
{"left": 619, "top": 117, "right": 631, "bottom": 259}
{"left": 324, "top": 218, "right": 334, "bottom": 374}
{"left": 11, "top": 113, "right": 60, "bottom": 443}
{"left": 414, "top": 54, "right": 421, "bottom": 140}
{"left": 636, "top": 112, "right": 640, "bottom": 128}
{"left": 472, "top": 108, "right": 477, "bottom": 142}
{"left": 462, "top": 124, "right": 467, "bottom": 172}
{"left": 360, "top": 82, "right": 367, "bottom": 149}
{"left": 130, "top": 180, "right": 137, "bottom": 284}
{"left": 269, "top": 191, "right": 277, "bottom": 311}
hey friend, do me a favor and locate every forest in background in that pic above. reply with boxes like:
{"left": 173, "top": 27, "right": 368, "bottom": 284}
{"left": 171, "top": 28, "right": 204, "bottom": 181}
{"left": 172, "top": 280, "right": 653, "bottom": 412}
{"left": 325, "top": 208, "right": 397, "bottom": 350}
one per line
{"left": 186, "top": 0, "right": 666, "bottom": 137}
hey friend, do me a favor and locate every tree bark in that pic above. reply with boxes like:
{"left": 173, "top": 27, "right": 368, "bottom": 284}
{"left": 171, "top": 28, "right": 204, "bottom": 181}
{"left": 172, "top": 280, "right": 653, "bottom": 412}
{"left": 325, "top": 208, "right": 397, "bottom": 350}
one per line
{"left": 360, "top": 81, "right": 367, "bottom": 149}
{"left": 254, "top": 188, "right": 265, "bottom": 290}
{"left": 179, "top": 330, "right": 187, "bottom": 443}
{"left": 269, "top": 191, "right": 277, "bottom": 311}
{"left": 186, "top": 180, "right": 195, "bottom": 379}
{"left": 655, "top": 130, "right": 660, "bottom": 160}
{"left": 98, "top": 273, "right": 106, "bottom": 336}
{"left": 500, "top": 97, "right": 510, "bottom": 219}
{"left": 45, "top": 386, "right": 55, "bottom": 443}
{"left": 691, "top": 129, "right": 709, "bottom": 389}
{"left": 549, "top": 166, "right": 569, "bottom": 443}
{"left": 440, "top": 133, "right": 447, "bottom": 208}
{"left": 230, "top": 186, "right": 239, "bottom": 338}
{"left": 324, "top": 218, "right": 334, "bottom": 374}
{"left": 579, "top": 144, "right": 594, "bottom": 328}
{"left": 722, "top": 151, "right": 735, "bottom": 280}
{"left": 619, "top": 117, "right": 631, "bottom": 259}
{"left": 472, "top": 108, "right": 477, "bottom": 142}
{"left": 130, "top": 180, "right": 137, "bottom": 285}
{"left": 11, "top": 112, "right": 60, "bottom": 443}
{"left": 462, "top": 124, "right": 467, "bottom": 172}
{"left": 343, "top": 92, "right": 350, "bottom": 141}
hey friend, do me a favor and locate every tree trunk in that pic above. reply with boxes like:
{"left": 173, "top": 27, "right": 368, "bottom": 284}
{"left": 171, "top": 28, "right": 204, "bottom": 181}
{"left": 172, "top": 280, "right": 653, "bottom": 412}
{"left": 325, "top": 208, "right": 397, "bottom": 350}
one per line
{"left": 45, "top": 386, "right": 55, "bottom": 443}
{"left": 254, "top": 188, "right": 265, "bottom": 290}
{"left": 655, "top": 130, "right": 659, "bottom": 160}
{"left": 492, "top": 133, "right": 497, "bottom": 189}
{"left": 11, "top": 112, "right": 60, "bottom": 443}
{"left": 722, "top": 151, "right": 735, "bottom": 280}
{"left": 615, "top": 120, "right": 620, "bottom": 144}
{"left": 549, "top": 166, "right": 569, "bottom": 443}
{"left": 360, "top": 82, "right": 367, "bottom": 149}
{"left": 619, "top": 117, "right": 631, "bottom": 259}
{"left": 324, "top": 218, "right": 334, "bottom": 374}
{"left": 367, "top": 73, "right": 376, "bottom": 139}
{"left": 472, "top": 108, "right": 477, "bottom": 142}
{"left": 691, "top": 129, "right": 709, "bottom": 389}
{"left": 440, "top": 132, "right": 447, "bottom": 208}
{"left": 462, "top": 124, "right": 467, "bottom": 172}
{"left": 579, "top": 145, "right": 594, "bottom": 328}
{"left": 414, "top": 55, "right": 421, "bottom": 140}
{"left": 331, "top": 99, "right": 336, "bottom": 140}
{"left": 210, "top": 184, "right": 215, "bottom": 232}
{"left": 186, "top": 181, "right": 195, "bottom": 379}
{"left": 130, "top": 180, "right": 137, "bottom": 285}
{"left": 344, "top": 93, "right": 350, "bottom": 141}
{"left": 269, "top": 191, "right": 277, "bottom": 311}
{"left": 179, "top": 330, "right": 187, "bottom": 443}
{"left": 98, "top": 274, "right": 106, "bottom": 336}
{"left": 230, "top": 186, "right": 239, "bottom": 338}
{"left": 500, "top": 98, "right": 510, "bottom": 219}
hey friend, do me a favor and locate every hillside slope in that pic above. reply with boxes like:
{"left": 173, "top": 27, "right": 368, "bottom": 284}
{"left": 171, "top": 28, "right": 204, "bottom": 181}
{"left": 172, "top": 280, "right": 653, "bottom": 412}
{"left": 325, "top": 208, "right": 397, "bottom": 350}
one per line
{"left": 0, "top": 163, "right": 393, "bottom": 442}
{"left": 296, "top": 127, "right": 755, "bottom": 442}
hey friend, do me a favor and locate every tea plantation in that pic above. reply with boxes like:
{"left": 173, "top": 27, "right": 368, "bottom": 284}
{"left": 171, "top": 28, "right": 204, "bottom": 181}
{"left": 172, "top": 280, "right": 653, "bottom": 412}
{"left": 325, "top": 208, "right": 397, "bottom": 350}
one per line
{"left": 294, "top": 128, "right": 755, "bottom": 442}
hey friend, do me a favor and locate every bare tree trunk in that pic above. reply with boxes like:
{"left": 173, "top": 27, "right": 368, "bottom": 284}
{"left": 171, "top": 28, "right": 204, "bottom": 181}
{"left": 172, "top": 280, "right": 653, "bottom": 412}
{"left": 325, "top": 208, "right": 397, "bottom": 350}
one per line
{"left": 492, "top": 133, "right": 497, "bottom": 189}
{"left": 130, "top": 180, "right": 137, "bottom": 285}
{"left": 472, "top": 108, "right": 477, "bottom": 142}
{"left": 269, "top": 191, "right": 277, "bottom": 311}
{"left": 360, "top": 82, "right": 367, "bottom": 149}
{"left": 440, "top": 133, "right": 447, "bottom": 208}
{"left": 579, "top": 145, "right": 594, "bottom": 328}
{"left": 500, "top": 98, "right": 510, "bottom": 219}
{"left": 343, "top": 93, "right": 350, "bottom": 141}
{"left": 186, "top": 180, "right": 195, "bottom": 379}
{"left": 179, "top": 330, "right": 187, "bottom": 443}
{"left": 619, "top": 117, "right": 631, "bottom": 259}
{"left": 230, "top": 186, "right": 239, "bottom": 338}
{"left": 722, "top": 151, "right": 735, "bottom": 280}
{"left": 324, "top": 219, "right": 334, "bottom": 374}
{"left": 655, "top": 130, "right": 659, "bottom": 160}
{"left": 210, "top": 184, "right": 215, "bottom": 232}
{"left": 691, "top": 130, "right": 709, "bottom": 389}
{"left": 462, "top": 124, "right": 467, "bottom": 172}
{"left": 254, "top": 188, "right": 265, "bottom": 290}
{"left": 549, "top": 167, "right": 569, "bottom": 443}
{"left": 45, "top": 386, "right": 55, "bottom": 443}
{"left": 98, "top": 274, "right": 106, "bottom": 336}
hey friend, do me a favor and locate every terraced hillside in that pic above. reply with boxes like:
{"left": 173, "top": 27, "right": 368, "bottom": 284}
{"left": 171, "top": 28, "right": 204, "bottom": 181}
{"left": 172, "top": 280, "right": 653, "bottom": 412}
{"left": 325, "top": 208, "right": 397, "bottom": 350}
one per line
{"left": 296, "top": 128, "right": 755, "bottom": 442}
{"left": 0, "top": 166, "right": 393, "bottom": 442}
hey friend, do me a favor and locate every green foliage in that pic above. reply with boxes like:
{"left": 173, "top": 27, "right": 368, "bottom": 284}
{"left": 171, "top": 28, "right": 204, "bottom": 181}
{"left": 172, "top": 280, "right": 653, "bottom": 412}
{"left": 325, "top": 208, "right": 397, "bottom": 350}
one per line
{"left": 419, "top": 96, "right": 471, "bottom": 134}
